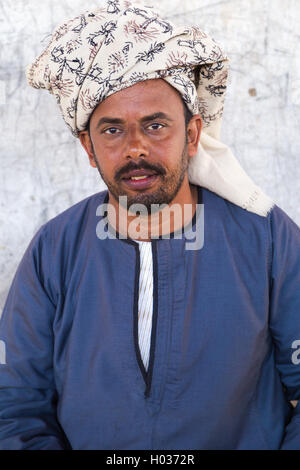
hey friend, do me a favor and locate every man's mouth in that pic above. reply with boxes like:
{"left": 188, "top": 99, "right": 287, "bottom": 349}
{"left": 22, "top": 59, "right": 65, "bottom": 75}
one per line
{"left": 121, "top": 169, "right": 160, "bottom": 190}
{"left": 121, "top": 169, "right": 158, "bottom": 180}
{"left": 129, "top": 175, "right": 149, "bottom": 181}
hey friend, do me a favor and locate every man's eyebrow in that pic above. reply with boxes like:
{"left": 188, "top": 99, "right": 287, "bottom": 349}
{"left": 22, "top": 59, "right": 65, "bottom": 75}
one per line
{"left": 140, "top": 112, "right": 173, "bottom": 123}
{"left": 96, "top": 112, "right": 173, "bottom": 129}
{"left": 96, "top": 117, "right": 125, "bottom": 129}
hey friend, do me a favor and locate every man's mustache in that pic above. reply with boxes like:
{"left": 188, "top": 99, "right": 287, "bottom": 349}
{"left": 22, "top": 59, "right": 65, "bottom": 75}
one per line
{"left": 115, "top": 160, "right": 166, "bottom": 181}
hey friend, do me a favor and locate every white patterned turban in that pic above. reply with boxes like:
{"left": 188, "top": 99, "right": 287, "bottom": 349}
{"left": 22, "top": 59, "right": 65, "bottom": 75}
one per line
{"left": 26, "top": 0, "right": 274, "bottom": 216}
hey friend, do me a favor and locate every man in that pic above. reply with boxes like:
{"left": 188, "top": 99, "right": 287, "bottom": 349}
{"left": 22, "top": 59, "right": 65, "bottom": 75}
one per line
{"left": 0, "top": 0, "right": 300, "bottom": 450}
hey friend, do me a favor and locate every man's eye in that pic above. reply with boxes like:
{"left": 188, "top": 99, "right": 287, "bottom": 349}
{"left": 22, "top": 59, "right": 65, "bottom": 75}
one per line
{"left": 149, "top": 123, "right": 164, "bottom": 130}
{"left": 103, "top": 127, "right": 121, "bottom": 135}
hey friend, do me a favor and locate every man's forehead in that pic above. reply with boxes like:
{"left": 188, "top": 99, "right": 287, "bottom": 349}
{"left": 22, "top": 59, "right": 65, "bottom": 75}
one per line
{"left": 99, "top": 79, "right": 180, "bottom": 106}
{"left": 92, "top": 79, "right": 183, "bottom": 120}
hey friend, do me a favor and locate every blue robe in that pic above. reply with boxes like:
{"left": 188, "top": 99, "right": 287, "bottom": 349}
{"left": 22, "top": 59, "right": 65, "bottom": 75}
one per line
{"left": 0, "top": 186, "right": 300, "bottom": 450}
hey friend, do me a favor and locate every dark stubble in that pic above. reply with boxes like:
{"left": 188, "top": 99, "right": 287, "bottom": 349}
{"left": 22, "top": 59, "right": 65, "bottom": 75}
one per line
{"left": 91, "top": 143, "right": 189, "bottom": 212}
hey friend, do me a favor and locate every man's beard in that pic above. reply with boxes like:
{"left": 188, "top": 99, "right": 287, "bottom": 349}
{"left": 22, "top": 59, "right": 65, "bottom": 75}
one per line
{"left": 91, "top": 144, "right": 189, "bottom": 212}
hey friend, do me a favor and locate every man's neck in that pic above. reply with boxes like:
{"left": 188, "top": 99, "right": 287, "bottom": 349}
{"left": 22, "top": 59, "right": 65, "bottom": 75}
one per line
{"left": 107, "top": 183, "right": 198, "bottom": 242}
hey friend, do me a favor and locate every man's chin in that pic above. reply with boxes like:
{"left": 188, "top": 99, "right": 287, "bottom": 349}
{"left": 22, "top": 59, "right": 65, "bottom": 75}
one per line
{"left": 107, "top": 172, "right": 186, "bottom": 212}
{"left": 111, "top": 180, "right": 165, "bottom": 212}
{"left": 121, "top": 193, "right": 166, "bottom": 213}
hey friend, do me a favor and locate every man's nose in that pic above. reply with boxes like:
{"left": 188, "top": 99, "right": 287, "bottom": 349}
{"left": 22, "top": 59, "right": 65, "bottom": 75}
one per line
{"left": 123, "top": 128, "right": 148, "bottom": 160}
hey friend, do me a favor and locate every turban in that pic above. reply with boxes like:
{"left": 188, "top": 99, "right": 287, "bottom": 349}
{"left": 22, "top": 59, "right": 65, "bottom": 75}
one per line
{"left": 26, "top": 0, "right": 274, "bottom": 216}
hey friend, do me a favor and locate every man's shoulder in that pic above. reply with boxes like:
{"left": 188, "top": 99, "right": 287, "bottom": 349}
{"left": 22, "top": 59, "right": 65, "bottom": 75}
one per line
{"left": 201, "top": 186, "right": 268, "bottom": 223}
{"left": 201, "top": 186, "right": 300, "bottom": 235}
{"left": 31, "top": 190, "right": 108, "bottom": 248}
{"left": 42, "top": 190, "right": 108, "bottom": 232}
{"left": 49, "top": 190, "right": 108, "bottom": 225}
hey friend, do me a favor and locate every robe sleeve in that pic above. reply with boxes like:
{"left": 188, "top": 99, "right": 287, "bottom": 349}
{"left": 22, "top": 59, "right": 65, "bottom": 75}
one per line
{"left": 268, "top": 206, "right": 300, "bottom": 449}
{"left": 0, "top": 225, "right": 71, "bottom": 450}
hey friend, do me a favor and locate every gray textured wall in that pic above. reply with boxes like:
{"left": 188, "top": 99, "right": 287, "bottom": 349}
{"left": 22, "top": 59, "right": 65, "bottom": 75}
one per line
{"left": 0, "top": 0, "right": 300, "bottom": 311}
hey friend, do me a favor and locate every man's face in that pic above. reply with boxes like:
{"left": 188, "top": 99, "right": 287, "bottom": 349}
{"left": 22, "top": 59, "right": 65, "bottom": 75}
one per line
{"left": 79, "top": 79, "right": 201, "bottom": 211}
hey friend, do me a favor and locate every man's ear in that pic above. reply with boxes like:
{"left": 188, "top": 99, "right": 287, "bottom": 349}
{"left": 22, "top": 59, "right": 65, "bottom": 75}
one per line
{"left": 186, "top": 115, "right": 202, "bottom": 158}
{"left": 79, "top": 131, "right": 97, "bottom": 168}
